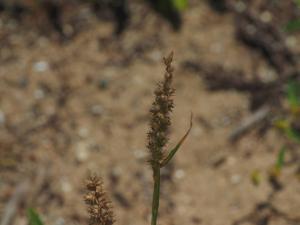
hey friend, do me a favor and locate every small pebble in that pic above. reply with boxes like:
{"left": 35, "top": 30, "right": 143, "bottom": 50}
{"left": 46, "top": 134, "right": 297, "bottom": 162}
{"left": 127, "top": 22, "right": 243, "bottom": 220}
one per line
{"left": 75, "top": 142, "right": 89, "bottom": 162}
{"left": 174, "top": 169, "right": 185, "bottom": 179}
{"left": 286, "top": 36, "right": 297, "bottom": 48}
{"left": 133, "top": 149, "right": 147, "bottom": 160}
{"left": 78, "top": 127, "right": 89, "bottom": 138}
{"left": 192, "top": 126, "right": 203, "bottom": 137}
{"left": 90, "top": 104, "right": 104, "bottom": 116}
{"left": 112, "top": 166, "right": 123, "bottom": 177}
{"left": 260, "top": 11, "right": 272, "bottom": 23}
{"left": 235, "top": 1, "right": 246, "bottom": 13}
{"left": 33, "top": 61, "right": 49, "bottom": 72}
{"left": 148, "top": 50, "right": 162, "bottom": 62}
{"left": 259, "top": 67, "right": 276, "bottom": 82}
{"left": 60, "top": 179, "right": 72, "bottom": 193}
{"left": 230, "top": 174, "right": 242, "bottom": 184}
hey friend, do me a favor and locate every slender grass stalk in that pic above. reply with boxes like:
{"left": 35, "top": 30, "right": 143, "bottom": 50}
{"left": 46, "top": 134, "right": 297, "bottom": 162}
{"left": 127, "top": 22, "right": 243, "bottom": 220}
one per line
{"left": 151, "top": 166, "right": 160, "bottom": 225}
{"left": 147, "top": 52, "right": 192, "bottom": 225}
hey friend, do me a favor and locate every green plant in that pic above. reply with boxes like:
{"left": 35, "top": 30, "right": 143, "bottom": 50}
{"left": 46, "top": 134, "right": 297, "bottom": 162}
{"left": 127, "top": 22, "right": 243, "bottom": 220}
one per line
{"left": 27, "top": 208, "right": 44, "bottom": 225}
{"left": 284, "top": 19, "right": 300, "bottom": 33}
{"left": 270, "top": 147, "right": 286, "bottom": 178}
{"left": 274, "top": 80, "right": 300, "bottom": 142}
{"left": 146, "top": 0, "right": 187, "bottom": 30}
{"left": 283, "top": 1, "right": 300, "bottom": 32}
{"left": 250, "top": 147, "right": 286, "bottom": 187}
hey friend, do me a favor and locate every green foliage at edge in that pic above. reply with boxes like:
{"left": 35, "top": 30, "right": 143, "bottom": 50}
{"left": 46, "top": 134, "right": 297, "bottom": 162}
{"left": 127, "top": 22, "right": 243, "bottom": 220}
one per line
{"left": 285, "top": 126, "right": 300, "bottom": 142}
{"left": 287, "top": 80, "right": 300, "bottom": 109}
{"left": 157, "top": 0, "right": 187, "bottom": 12}
{"left": 294, "top": 0, "right": 300, "bottom": 7}
{"left": 284, "top": 19, "right": 300, "bottom": 32}
{"left": 274, "top": 119, "right": 300, "bottom": 143}
{"left": 275, "top": 147, "right": 286, "bottom": 172}
{"left": 251, "top": 169, "right": 261, "bottom": 186}
{"left": 283, "top": 1, "right": 300, "bottom": 32}
{"left": 27, "top": 208, "right": 44, "bottom": 225}
{"left": 172, "top": 0, "right": 188, "bottom": 11}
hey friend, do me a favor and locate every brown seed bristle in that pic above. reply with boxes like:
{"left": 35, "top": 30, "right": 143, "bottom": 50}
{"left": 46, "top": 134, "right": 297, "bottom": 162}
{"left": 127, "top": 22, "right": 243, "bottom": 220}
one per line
{"left": 84, "top": 175, "right": 115, "bottom": 225}
{"left": 147, "top": 52, "right": 175, "bottom": 167}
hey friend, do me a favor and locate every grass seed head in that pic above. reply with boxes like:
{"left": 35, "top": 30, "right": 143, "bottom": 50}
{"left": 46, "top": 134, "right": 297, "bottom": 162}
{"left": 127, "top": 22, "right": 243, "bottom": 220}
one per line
{"left": 147, "top": 52, "right": 175, "bottom": 167}
{"left": 84, "top": 175, "right": 115, "bottom": 225}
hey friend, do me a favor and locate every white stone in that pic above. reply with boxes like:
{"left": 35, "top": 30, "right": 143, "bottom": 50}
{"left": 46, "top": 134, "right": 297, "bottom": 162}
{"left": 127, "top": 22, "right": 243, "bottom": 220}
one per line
{"left": 33, "top": 61, "right": 49, "bottom": 72}
{"left": 78, "top": 127, "right": 89, "bottom": 138}
{"left": 230, "top": 174, "right": 242, "bottom": 184}
{"left": 174, "top": 169, "right": 185, "bottom": 179}
{"left": 286, "top": 36, "right": 297, "bottom": 48}
{"left": 133, "top": 149, "right": 147, "bottom": 159}
{"left": 60, "top": 179, "right": 72, "bottom": 193}
{"left": 260, "top": 11, "right": 272, "bottom": 23}
{"left": 75, "top": 142, "right": 89, "bottom": 162}
{"left": 149, "top": 50, "right": 162, "bottom": 62}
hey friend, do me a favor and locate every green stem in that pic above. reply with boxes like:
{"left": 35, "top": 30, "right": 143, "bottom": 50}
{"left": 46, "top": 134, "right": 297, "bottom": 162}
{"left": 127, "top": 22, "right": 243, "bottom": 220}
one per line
{"left": 151, "top": 166, "right": 161, "bottom": 225}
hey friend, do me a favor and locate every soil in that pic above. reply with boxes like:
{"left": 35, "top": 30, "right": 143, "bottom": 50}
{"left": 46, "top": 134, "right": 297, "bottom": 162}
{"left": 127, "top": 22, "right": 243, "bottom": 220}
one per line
{"left": 0, "top": 1, "right": 299, "bottom": 225}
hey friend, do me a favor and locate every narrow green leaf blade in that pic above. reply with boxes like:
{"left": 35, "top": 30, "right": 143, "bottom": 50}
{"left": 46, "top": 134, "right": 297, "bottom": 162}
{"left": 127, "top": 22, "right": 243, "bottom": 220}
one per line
{"left": 160, "top": 113, "right": 193, "bottom": 167}
{"left": 275, "top": 147, "right": 286, "bottom": 171}
{"left": 27, "top": 208, "right": 44, "bottom": 225}
{"left": 286, "top": 127, "right": 300, "bottom": 142}
{"left": 251, "top": 169, "right": 261, "bottom": 186}
{"left": 286, "top": 80, "right": 300, "bottom": 109}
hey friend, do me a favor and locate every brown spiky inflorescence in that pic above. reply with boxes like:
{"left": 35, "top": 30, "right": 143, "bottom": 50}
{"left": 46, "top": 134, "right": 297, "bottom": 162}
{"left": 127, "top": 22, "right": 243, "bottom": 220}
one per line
{"left": 147, "top": 52, "right": 175, "bottom": 167}
{"left": 84, "top": 175, "right": 115, "bottom": 225}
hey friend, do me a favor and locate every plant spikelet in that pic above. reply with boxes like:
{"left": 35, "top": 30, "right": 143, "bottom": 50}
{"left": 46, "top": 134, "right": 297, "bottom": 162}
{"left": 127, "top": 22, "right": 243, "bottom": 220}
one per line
{"left": 84, "top": 175, "right": 115, "bottom": 225}
{"left": 147, "top": 52, "right": 175, "bottom": 167}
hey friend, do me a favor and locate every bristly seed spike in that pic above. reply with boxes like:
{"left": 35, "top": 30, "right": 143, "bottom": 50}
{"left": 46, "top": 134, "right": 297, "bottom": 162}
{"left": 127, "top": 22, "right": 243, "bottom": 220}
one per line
{"left": 147, "top": 52, "right": 192, "bottom": 225}
{"left": 147, "top": 51, "right": 175, "bottom": 167}
{"left": 84, "top": 175, "right": 115, "bottom": 225}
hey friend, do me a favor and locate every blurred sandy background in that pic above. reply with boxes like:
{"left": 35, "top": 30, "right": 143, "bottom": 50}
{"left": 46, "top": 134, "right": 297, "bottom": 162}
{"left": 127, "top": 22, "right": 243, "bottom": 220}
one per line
{"left": 0, "top": 1, "right": 299, "bottom": 225}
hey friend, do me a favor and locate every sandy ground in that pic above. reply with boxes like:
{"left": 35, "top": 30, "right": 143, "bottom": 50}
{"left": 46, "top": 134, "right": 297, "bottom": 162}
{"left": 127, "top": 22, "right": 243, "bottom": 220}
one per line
{"left": 0, "top": 1, "right": 299, "bottom": 225}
